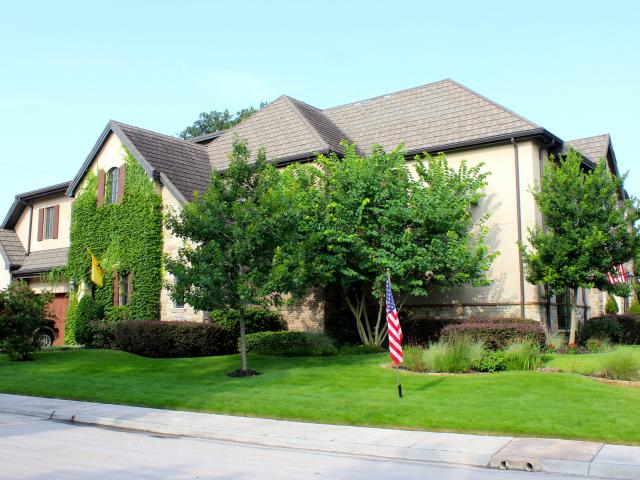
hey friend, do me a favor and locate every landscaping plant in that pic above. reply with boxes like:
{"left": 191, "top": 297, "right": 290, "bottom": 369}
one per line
{"left": 422, "top": 337, "right": 485, "bottom": 373}
{"left": 605, "top": 295, "right": 619, "bottom": 314}
{"left": 522, "top": 149, "right": 639, "bottom": 345}
{"left": 0, "top": 281, "right": 52, "bottom": 361}
{"left": 167, "top": 139, "right": 296, "bottom": 375}
{"left": 403, "top": 345, "right": 427, "bottom": 372}
{"left": 504, "top": 340, "right": 543, "bottom": 371}
{"left": 598, "top": 348, "right": 640, "bottom": 381}
{"left": 441, "top": 320, "right": 545, "bottom": 350}
{"left": 274, "top": 144, "right": 496, "bottom": 347}
{"left": 471, "top": 350, "right": 508, "bottom": 372}
{"left": 244, "top": 331, "right": 337, "bottom": 356}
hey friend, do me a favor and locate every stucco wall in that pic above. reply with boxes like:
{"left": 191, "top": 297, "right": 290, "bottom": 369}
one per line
{"left": 0, "top": 255, "right": 10, "bottom": 290}
{"left": 26, "top": 278, "right": 69, "bottom": 294}
{"left": 14, "top": 193, "right": 73, "bottom": 253}
{"left": 404, "top": 140, "right": 547, "bottom": 322}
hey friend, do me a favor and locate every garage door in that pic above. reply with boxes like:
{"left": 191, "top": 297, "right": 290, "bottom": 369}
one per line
{"left": 49, "top": 294, "right": 68, "bottom": 346}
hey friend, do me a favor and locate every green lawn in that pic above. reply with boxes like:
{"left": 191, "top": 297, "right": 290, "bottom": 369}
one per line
{"left": 544, "top": 346, "right": 640, "bottom": 376}
{"left": 1, "top": 348, "right": 639, "bottom": 444}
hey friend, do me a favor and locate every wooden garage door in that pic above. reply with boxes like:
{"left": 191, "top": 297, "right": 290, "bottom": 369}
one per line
{"left": 49, "top": 294, "right": 68, "bottom": 346}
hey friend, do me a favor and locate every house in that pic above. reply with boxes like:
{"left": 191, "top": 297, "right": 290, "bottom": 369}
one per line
{"left": 0, "top": 79, "right": 627, "bottom": 338}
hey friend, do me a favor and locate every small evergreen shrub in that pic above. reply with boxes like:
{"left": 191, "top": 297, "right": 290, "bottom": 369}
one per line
{"left": 605, "top": 295, "right": 619, "bottom": 314}
{"left": 210, "top": 307, "right": 285, "bottom": 338}
{"left": 74, "top": 296, "right": 104, "bottom": 346}
{"left": 629, "top": 297, "right": 640, "bottom": 314}
{"left": 423, "top": 337, "right": 485, "bottom": 373}
{"left": 579, "top": 315, "right": 623, "bottom": 344}
{"left": 471, "top": 350, "right": 508, "bottom": 372}
{"left": 504, "top": 340, "right": 543, "bottom": 370}
{"left": 441, "top": 321, "right": 545, "bottom": 350}
{"left": 115, "top": 320, "right": 236, "bottom": 358}
{"left": 598, "top": 349, "right": 640, "bottom": 381}
{"left": 244, "top": 331, "right": 337, "bottom": 356}
{"left": 0, "top": 282, "right": 52, "bottom": 361}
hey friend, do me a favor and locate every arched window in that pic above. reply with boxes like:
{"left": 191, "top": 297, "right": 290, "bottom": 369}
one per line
{"left": 107, "top": 167, "right": 119, "bottom": 204}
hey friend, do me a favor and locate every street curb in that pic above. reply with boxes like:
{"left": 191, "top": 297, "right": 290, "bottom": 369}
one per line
{"left": 2, "top": 397, "right": 639, "bottom": 479}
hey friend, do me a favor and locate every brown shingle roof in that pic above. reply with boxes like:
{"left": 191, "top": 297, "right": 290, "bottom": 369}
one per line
{"left": 207, "top": 96, "right": 347, "bottom": 170}
{"left": 114, "top": 122, "right": 212, "bottom": 202}
{"left": 12, "top": 248, "right": 68, "bottom": 276}
{"left": 323, "top": 79, "right": 539, "bottom": 154}
{"left": 0, "top": 229, "right": 25, "bottom": 268}
{"left": 566, "top": 134, "right": 611, "bottom": 163}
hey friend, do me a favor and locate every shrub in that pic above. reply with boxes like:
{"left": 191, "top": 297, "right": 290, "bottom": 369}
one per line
{"left": 467, "top": 316, "right": 538, "bottom": 324}
{"left": 115, "top": 321, "right": 236, "bottom": 358}
{"left": 471, "top": 350, "right": 508, "bottom": 373}
{"left": 441, "top": 321, "right": 545, "bottom": 350}
{"left": 244, "top": 331, "right": 337, "bottom": 356}
{"left": 505, "top": 340, "right": 543, "bottom": 370}
{"left": 616, "top": 315, "right": 640, "bottom": 344}
{"left": 605, "top": 295, "right": 619, "bottom": 314}
{"left": 74, "top": 296, "right": 104, "bottom": 346}
{"left": 579, "top": 315, "right": 623, "bottom": 344}
{"left": 210, "top": 307, "right": 286, "bottom": 338}
{"left": 403, "top": 345, "right": 427, "bottom": 372}
{"left": 0, "top": 282, "right": 52, "bottom": 361}
{"left": 401, "top": 317, "right": 461, "bottom": 345}
{"left": 629, "top": 297, "right": 640, "bottom": 314}
{"left": 598, "top": 349, "right": 640, "bottom": 381}
{"left": 585, "top": 337, "right": 612, "bottom": 354}
{"left": 87, "top": 320, "right": 117, "bottom": 349}
{"left": 423, "top": 337, "right": 485, "bottom": 373}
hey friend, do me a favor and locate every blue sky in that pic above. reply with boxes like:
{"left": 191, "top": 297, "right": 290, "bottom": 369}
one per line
{"left": 1, "top": 0, "right": 638, "bottom": 217}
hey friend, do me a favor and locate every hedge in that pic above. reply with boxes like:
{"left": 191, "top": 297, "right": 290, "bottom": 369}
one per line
{"left": 440, "top": 321, "right": 546, "bottom": 350}
{"left": 579, "top": 314, "right": 640, "bottom": 344}
{"left": 244, "top": 331, "right": 337, "bottom": 356}
{"left": 115, "top": 321, "right": 235, "bottom": 358}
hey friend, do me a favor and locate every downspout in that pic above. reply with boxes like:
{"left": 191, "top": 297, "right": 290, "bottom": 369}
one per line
{"left": 512, "top": 138, "right": 525, "bottom": 319}
{"left": 26, "top": 202, "right": 33, "bottom": 255}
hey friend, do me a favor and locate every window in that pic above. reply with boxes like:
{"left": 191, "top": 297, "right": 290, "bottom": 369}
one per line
{"left": 43, "top": 207, "right": 55, "bottom": 240}
{"left": 119, "top": 272, "right": 130, "bottom": 306}
{"left": 107, "top": 167, "right": 119, "bottom": 205}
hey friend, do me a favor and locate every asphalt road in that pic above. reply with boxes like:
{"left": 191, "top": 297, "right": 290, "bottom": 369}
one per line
{"left": 0, "top": 413, "right": 589, "bottom": 480}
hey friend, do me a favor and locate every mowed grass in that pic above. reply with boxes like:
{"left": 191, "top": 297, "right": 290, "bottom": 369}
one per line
{"left": 1, "top": 349, "right": 639, "bottom": 444}
{"left": 545, "top": 346, "right": 640, "bottom": 376}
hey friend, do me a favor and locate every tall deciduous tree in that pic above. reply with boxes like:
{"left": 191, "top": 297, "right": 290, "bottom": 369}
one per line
{"left": 523, "top": 149, "right": 639, "bottom": 344}
{"left": 275, "top": 144, "right": 496, "bottom": 346}
{"left": 178, "top": 103, "right": 266, "bottom": 139}
{"left": 166, "top": 138, "right": 289, "bottom": 375}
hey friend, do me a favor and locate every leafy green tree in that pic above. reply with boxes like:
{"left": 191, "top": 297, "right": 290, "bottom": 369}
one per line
{"left": 0, "top": 281, "right": 52, "bottom": 361}
{"left": 178, "top": 103, "right": 266, "bottom": 139}
{"left": 166, "top": 138, "right": 291, "bottom": 374}
{"left": 605, "top": 295, "right": 619, "bottom": 314}
{"left": 275, "top": 144, "right": 496, "bottom": 346}
{"left": 523, "top": 149, "right": 639, "bottom": 343}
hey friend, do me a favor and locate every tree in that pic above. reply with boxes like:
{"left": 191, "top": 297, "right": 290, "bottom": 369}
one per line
{"left": 178, "top": 103, "right": 266, "bottom": 139}
{"left": 166, "top": 138, "right": 291, "bottom": 375}
{"left": 275, "top": 143, "right": 496, "bottom": 346}
{"left": 0, "top": 281, "right": 52, "bottom": 361}
{"left": 523, "top": 149, "right": 639, "bottom": 344}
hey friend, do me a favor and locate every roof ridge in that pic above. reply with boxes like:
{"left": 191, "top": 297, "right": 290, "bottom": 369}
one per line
{"left": 323, "top": 78, "right": 453, "bottom": 112}
{"left": 445, "top": 79, "right": 540, "bottom": 129}
{"left": 111, "top": 120, "right": 207, "bottom": 150}
{"left": 281, "top": 96, "right": 331, "bottom": 151}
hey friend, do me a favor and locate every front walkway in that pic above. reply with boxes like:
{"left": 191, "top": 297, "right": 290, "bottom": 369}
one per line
{"left": 0, "top": 393, "right": 638, "bottom": 479}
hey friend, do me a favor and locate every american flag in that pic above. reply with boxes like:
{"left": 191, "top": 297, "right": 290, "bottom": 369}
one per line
{"left": 385, "top": 272, "right": 403, "bottom": 366}
{"left": 607, "top": 264, "right": 627, "bottom": 285}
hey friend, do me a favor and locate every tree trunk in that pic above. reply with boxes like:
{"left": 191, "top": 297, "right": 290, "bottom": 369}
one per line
{"left": 342, "top": 286, "right": 387, "bottom": 347}
{"left": 238, "top": 307, "right": 249, "bottom": 372}
{"left": 568, "top": 288, "right": 579, "bottom": 344}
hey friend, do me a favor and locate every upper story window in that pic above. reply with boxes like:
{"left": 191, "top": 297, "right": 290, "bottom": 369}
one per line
{"left": 107, "top": 167, "right": 119, "bottom": 205}
{"left": 37, "top": 205, "right": 59, "bottom": 241}
{"left": 43, "top": 207, "right": 55, "bottom": 240}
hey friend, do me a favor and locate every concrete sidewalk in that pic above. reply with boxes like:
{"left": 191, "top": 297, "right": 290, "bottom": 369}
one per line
{"left": 0, "top": 393, "right": 638, "bottom": 479}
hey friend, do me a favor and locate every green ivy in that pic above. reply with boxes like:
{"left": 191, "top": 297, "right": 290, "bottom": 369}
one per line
{"left": 65, "top": 149, "right": 163, "bottom": 343}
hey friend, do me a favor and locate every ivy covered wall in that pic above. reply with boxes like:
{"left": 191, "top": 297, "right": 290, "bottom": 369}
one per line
{"left": 65, "top": 149, "right": 163, "bottom": 343}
